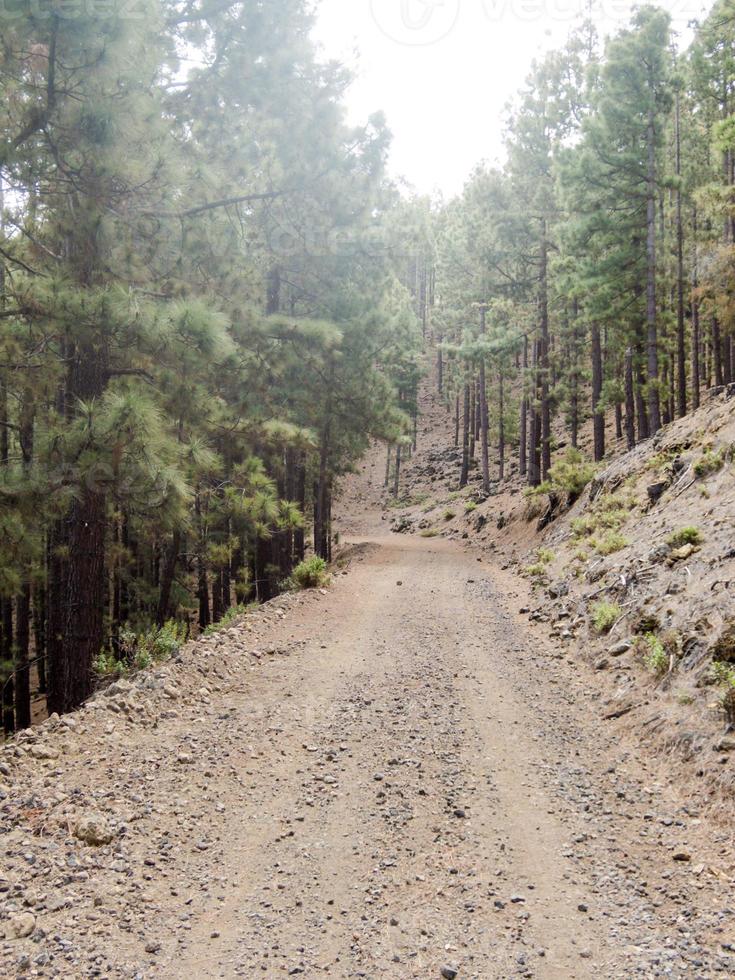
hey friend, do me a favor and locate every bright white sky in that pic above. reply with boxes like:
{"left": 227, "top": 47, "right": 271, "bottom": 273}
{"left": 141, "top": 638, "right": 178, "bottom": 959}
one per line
{"left": 312, "top": 0, "right": 709, "bottom": 198}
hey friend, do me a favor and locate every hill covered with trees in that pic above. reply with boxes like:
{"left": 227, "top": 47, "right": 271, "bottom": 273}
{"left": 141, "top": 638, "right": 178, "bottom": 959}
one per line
{"left": 4, "top": 0, "right": 735, "bottom": 732}
{"left": 432, "top": 1, "right": 735, "bottom": 495}
{"left": 0, "top": 0, "right": 423, "bottom": 723}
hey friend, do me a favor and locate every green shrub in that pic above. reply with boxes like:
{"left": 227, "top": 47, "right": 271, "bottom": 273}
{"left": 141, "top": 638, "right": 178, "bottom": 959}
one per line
{"left": 94, "top": 619, "right": 188, "bottom": 678}
{"left": 641, "top": 633, "right": 668, "bottom": 676}
{"left": 291, "top": 556, "right": 329, "bottom": 590}
{"left": 526, "top": 562, "right": 548, "bottom": 578}
{"left": 148, "top": 619, "right": 188, "bottom": 659}
{"left": 419, "top": 528, "right": 439, "bottom": 538}
{"left": 666, "top": 526, "right": 703, "bottom": 549}
{"left": 592, "top": 531, "right": 629, "bottom": 556}
{"left": 537, "top": 548, "right": 555, "bottom": 565}
{"left": 546, "top": 447, "right": 596, "bottom": 498}
{"left": 203, "top": 604, "right": 250, "bottom": 636}
{"left": 694, "top": 447, "right": 726, "bottom": 478}
{"left": 464, "top": 501, "right": 477, "bottom": 513}
{"left": 571, "top": 515, "right": 596, "bottom": 538}
{"left": 443, "top": 509, "right": 456, "bottom": 521}
{"left": 591, "top": 600, "right": 621, "bottom": 633}
{"left": 94, "top": 649, "right": 128, "bottom": 678}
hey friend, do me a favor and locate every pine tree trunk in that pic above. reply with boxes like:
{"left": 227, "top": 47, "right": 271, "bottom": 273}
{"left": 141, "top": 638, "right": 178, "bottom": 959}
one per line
{"left": 635, "top": 332, "right": 650, "bottom": 441}
{"left": 454, "top": 394, "right": 460, "bottom": 448}
{"left": 675, "top": 91, "right": 687, "bottom": 417}
{"left": 393, "top": 443, "right": 402, "bottom": 498}
{"left": 646, "top": 110, "right": 661, "bottom": 433}
{"left": 47, "top": 347, "right": 107, "bottom": 715}
{"left": 1, "top": 600, "right": 13, "bottom": 735}
{"left": 691, "top": 207, "right": 701, "bottom": 410}
{"left": 14, "top": 396, "right": 33, "bottom": 729}
{"left": 591, "top": 324, "right": 605, "bottom": 462}
{"left": 437, "top": 337, "right": 443, "bottom": 394}
{"left": 294, "top": 453, "right": 306, "bottom": 563}
{"left": 478, "top": 336, "right": 490, "bottom": 494}
{"left": 468, "top": 381, "right": 476, "bottom": 461}
{"left": 569, "top": 306, "right": 579, "bottom": 448}
{"left": 34, "top": 579, "right": 46, "bottom": 695}
{"left": 157, "top": 529, "right": 181, "bottom": 626}
{"left": 625, "top": 348, "right": 636, "bottom": 450}
{"left": 498, "top": 367, "right": 505, "bottom": 482}
{"left": 528, "top": 339, "right": 541, "bottom": 487}
{"left": 194, "top": 492, "right": 210, "bottom": 628}
{"left": 313, "top": 360, "right": 335, "bottom": 561}
{"left": 459, "top": 383, "right": 470, "bottom": 489}
{"left": 712, "top": 317, "right": 724, "bottom": 387}
{"left": 0, "top": 375, "right": 14, "bottom": 732}
{"left": 519, "top": 335, "right": 528, "bottom": 477}
{"left": 539, "top": 228, "right": 551, "bottom": 480}
{"left": 14, "top": 588, "right": 31, "bottom": 730}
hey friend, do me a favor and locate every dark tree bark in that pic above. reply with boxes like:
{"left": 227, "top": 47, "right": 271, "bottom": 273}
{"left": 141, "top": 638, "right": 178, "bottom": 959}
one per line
{"left": 34, "top": 579, "right": 46, "bottom": 695}
{"left": 14, "top": 394, "right": 33, "bottom": 729}
{"left": 393, "top": 442, "right": 402, "bottom": 498}
{"left": 528, "top": 337, "right": 541, "bottom": 487}
{"left": 624, "top": 348, "right": 636, "bottom": 450}
{"left": 712, "top": 317, "right": 724, "bottom": 387}
{"left": 459, "top": 382, "right": 470, "bottom": 489}
{"left": 478, "top": 307, "right": 491, "bottom": 493}
{"left": 14, "top": 588, "right": 31, "bottom": 730}
{"left": 157, "top": 529, "right": 181, "bottom": 626}
{"left": 294, "top": 453, "right": 306, "bottom": 564}
{"left": 1, "top": 599, "right": 13, "bottom": 735}
{"left": 569, "top": 307, "right": 580, "bottom": 449}
{"left": 691, "top": 208, "right": 701, "bottom": 410}
{"left": 47, "top": 347, "right": 107, "bottom": 715}
{"left": 498, "top": 366, "right": 506, "bottom": 482}
{"left": 539, "top": 227, "right": 551, "bottom": 480}
{"left": 194, "top": 491, "right": 210, "bottom": 629}
{"left": 591, "top": 323, "right": 605, "bottom": 462}
{"left": 519, "top": 335, "right": 528, "bottom": 477}
{"left": 674, "top": 90, "right": 687, "bottom": 417}
{"left": 646, "top": 110, "right": 662, "bottom": 433}
{"left": 468, "top": 380, "right": 476, "bottom": 461}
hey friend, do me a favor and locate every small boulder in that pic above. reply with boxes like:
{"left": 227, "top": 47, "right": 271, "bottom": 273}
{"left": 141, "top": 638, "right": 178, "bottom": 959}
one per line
{"left": 6, "top": 912, "right": 35, "bottom": 939}
{"left": 646, "top": 481, "right": 669, "bottom": 505}
{"left": 74, "top": 813, "right": 115, "bottom": 846}
{"left": 29, "top": 743, "right": 59, "bottom": 761}
{"left": 608, "top": 641, "right": 632, "bottom": 657}
{"left": 669, "top": 543, "right": 698, "bottom": 562}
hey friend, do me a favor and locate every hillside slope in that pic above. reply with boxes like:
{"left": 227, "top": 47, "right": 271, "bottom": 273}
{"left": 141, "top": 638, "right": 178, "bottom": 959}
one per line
{"left": 1, "top": 374, "right": 734, "bottom": 979}
{"left": 372, "top": 375, "right": 735, "bottom": 805}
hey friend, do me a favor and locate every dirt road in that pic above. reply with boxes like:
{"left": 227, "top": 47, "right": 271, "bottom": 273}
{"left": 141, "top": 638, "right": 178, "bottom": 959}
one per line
{"left": 3, "top": 530, "right": 733, "bottom": 979}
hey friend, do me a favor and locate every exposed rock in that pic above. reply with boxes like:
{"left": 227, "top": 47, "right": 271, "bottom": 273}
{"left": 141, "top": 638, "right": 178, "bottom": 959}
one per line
{"left": 29, "top": 744, "right": 59, "bottom": 761}
{"left": 669, "top": 543, "right": 698, "bottom": 562}
{"left": 714, "top": 736, "right": 735, "bottom": 752}
{"left": 5, "top": 913, "right": 35, "bottom": 940}
{"left": 608, "top": 641, "right": 632, "bottom": 657}
{"left": 74, "top": 813, "right": 115, "bottom": 846}
{"left": 646, "top": 481, "right": 669, "bottom": 505}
